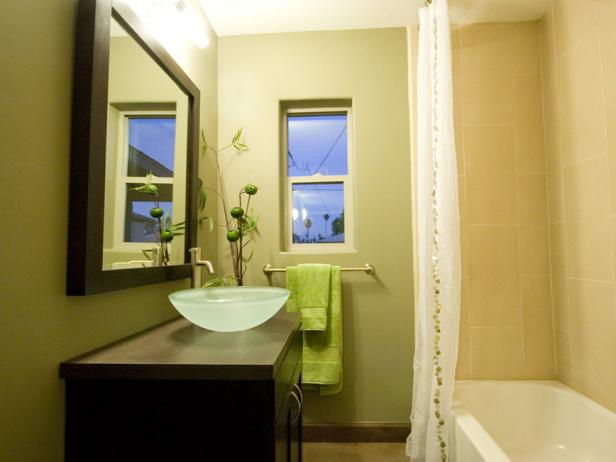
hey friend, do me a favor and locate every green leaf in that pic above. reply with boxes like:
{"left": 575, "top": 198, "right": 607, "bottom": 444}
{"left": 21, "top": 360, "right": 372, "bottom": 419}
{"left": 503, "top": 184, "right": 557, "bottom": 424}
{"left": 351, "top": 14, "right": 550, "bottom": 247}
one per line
{"left": 198, "top": 216, "right": 216, "bottom": 233}
{"left": 203, "top": 275, "right": 237, "bottom": 287}
{"left": 242, "top": 212, "right": 260, "bottom": 236}
{"left": 130, "top": 172, "right": 159, "bottom": 195}
{"left": 198, "top": 178, "right": 207, "bottom": 210}
{"left": 233, "top": 142, "right": 249, "bottom": 152}
{"left": 232, "top": 128, "right": 243, "bottom": 144}
{"left": 161, "top": 210, "right": 169, "bottom": 230}
{"left": 203, "top": 277, "right": 222, "bottom": 288}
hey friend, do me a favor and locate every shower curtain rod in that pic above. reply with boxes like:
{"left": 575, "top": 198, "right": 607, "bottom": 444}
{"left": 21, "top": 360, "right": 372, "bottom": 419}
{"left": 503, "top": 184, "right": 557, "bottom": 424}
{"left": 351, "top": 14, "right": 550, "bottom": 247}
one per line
{"left": 263, "top": 264, "right": 375, "bottom": 274}
{"left": 425, "top": 0, "right": 433, "bottom": 5}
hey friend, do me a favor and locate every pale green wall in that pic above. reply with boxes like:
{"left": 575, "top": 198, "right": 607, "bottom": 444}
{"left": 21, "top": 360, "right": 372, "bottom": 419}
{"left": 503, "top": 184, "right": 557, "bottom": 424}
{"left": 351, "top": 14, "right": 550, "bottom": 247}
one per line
{"left": 217, "top": 29, "right": 414, "bottom": 423}
{"left": 0, "top": 1, "right": 218, "bottom": 460}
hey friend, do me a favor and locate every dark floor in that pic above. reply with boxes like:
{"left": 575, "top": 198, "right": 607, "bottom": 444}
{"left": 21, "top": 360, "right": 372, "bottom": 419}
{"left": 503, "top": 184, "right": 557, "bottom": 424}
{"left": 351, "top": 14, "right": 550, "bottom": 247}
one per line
{"left": 303, "top": 443, "right": 408, "bottom": 461}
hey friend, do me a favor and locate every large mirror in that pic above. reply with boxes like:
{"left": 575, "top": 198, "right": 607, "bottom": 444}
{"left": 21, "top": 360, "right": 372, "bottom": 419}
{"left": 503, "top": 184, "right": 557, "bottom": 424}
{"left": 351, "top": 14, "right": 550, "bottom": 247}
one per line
{"left": 67, "top": 0, "right": 199, "bottom": 295}
{"left": 103, "top": 17, "right": 188, "bottom": 270}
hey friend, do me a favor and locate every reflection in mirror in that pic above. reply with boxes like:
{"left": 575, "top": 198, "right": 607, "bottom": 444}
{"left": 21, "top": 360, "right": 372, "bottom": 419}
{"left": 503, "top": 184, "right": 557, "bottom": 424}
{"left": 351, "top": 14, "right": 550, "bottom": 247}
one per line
{"left": 102, "top": 17, "right": 189, "bottom": 271}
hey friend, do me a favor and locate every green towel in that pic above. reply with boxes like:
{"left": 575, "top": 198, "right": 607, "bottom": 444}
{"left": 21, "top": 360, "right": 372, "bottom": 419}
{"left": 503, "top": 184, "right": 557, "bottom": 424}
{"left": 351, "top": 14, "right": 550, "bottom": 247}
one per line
{"left": 286, "top": 264, "right": 330, "bottom": 331}
{"left": 286, "top": 265, "right": 343, "bottom": 396}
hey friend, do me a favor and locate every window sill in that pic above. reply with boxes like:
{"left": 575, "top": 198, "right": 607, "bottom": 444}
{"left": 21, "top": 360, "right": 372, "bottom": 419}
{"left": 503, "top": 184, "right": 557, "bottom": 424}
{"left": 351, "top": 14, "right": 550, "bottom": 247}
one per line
{"left": 279, "top": 248, "right": 357, "bottom": 256}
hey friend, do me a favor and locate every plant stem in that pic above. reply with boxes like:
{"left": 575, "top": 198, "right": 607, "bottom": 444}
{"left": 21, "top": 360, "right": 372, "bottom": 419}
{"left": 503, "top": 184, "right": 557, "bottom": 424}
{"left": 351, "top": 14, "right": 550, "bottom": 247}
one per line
{"left": 237, "top": 212, "right": 244, "bottom": 285}
{"left": 211, "top": 147, "right": 238, "bottom": 277}
{"left": 234, "top": 240, "right": 242, "bottom": 285}
{"left": 239, "top": 194, "right": 253, "bottom": 284}
{"left": 245, "top": 195, "right": 252, "bottom": 216}
{"left": 203, "top": 186, "right": 225, "bottom": 200}
{"left": 154, "top": 195, "right": 168, "bottom": 266}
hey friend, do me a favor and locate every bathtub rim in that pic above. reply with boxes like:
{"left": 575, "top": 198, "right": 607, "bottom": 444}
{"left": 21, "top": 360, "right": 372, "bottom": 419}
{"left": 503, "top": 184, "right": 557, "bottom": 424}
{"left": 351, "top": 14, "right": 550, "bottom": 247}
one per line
{"left": 455, "top": 379, "right": 616, "bottom": 422}
{"left": 452, "top": 379, "right": 616, "bottom": 461}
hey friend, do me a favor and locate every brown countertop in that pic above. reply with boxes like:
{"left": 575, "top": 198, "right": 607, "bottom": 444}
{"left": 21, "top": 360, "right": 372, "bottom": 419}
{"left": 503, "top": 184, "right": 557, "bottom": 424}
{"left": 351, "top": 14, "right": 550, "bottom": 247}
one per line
{"left": 60, "top": 311, "right": 301, "bottom": 381}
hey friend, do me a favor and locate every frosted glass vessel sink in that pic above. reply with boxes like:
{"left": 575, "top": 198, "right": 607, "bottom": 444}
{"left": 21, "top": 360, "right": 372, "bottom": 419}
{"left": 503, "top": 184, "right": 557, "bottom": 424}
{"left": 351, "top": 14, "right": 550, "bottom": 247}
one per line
{"left": 168, "top": 287, "right": 290, "bottom": 332}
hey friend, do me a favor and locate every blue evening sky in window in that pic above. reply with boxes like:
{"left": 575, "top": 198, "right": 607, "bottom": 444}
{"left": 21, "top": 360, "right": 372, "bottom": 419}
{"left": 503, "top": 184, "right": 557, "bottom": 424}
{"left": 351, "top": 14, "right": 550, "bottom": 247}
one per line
{"left": 287, "top": 114, "right": 347, "bottom": 177}
{"left": 128, "top": 117, "right": 176, "bottom": 175}
{"left": 125, "top": 183, "right": 173, "bottom": 242}
{"left": 292, "top": 183, "right": 344, "bottom": 243}
{"left": 132, "top": 201, "right": 172, "bottom": 219}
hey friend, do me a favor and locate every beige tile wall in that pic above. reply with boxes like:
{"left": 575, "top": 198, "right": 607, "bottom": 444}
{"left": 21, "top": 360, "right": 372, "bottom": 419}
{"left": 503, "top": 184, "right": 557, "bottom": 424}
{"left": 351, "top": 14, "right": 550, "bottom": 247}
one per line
{"left": 453, "top": 22, "right": 555, "bottom": 379}
{"left": 540, "top": 0, "right": 616, "bottom": 413}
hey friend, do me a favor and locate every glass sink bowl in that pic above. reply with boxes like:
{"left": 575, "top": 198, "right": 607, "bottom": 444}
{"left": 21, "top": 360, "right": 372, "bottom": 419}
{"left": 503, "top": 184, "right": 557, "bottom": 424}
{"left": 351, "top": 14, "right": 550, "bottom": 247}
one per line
{"left": 168, "top": 287, "right": 290, "bottom": 332}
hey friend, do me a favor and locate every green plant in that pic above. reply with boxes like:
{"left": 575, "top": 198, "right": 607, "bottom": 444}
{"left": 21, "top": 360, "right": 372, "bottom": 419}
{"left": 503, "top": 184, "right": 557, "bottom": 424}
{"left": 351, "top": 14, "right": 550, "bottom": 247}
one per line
{"left": 303, "top": 217, "right": 312, "bottom": 240}
{"left": 131, "top": 172, "right": 185, "bottom": 265}
{"left": 199, "top": 128, "right": 259, "bottom": 286}
{"left": 332, "top": 210, "right": 344, "bottom": 236}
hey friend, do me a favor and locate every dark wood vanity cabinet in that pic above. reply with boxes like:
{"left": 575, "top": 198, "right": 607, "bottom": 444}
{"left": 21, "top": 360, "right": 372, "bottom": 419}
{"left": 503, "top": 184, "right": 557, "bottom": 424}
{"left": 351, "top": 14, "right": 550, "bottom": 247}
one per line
{"left": 60, "top": 312, "right": 302, "bottom": 462}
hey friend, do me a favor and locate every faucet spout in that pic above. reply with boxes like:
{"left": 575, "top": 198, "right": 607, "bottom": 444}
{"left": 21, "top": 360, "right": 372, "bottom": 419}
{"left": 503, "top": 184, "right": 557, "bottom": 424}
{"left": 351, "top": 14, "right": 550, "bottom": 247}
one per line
{"left": 201, "top": 260, "right": 214, "bottom": 274}
{"left": 189, "top": 247, "right": 215, "bottom": 288}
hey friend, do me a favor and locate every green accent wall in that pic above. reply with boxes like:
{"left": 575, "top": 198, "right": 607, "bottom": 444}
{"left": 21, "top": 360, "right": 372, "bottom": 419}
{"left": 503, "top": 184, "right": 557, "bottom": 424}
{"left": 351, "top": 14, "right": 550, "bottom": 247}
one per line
{"left": 217, "top": 28, "right": 414, "bottom": 424}
{"left": 0, "top": 1, "right": 218, "bottom": 460}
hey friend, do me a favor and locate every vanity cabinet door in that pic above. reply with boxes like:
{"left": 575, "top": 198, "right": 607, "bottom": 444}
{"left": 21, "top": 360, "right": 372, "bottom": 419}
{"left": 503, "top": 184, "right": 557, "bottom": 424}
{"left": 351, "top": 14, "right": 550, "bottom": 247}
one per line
{"left": 289, "top": 382, "right": 302, "bottom": 462}
{"left": 275, "top": 393, "right": 292, "bottom": 462}
{"left": 274, "top": 382, "right": 302, "bottom": 462}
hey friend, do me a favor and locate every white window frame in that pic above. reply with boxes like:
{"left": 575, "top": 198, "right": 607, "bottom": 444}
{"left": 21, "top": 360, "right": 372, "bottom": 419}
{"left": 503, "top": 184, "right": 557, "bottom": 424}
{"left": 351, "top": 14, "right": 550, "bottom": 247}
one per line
{"left": 282, "top": 106, "right": 355, "bottom": 253}
{"left": 112, "top": 110, "right": 176, "bottom": 251}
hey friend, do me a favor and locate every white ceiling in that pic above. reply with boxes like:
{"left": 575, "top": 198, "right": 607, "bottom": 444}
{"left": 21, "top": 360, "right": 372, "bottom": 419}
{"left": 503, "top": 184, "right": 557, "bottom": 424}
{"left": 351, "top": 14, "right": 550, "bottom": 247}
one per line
{"left": 199, "top": 0, "right": 553, "bottom": 37}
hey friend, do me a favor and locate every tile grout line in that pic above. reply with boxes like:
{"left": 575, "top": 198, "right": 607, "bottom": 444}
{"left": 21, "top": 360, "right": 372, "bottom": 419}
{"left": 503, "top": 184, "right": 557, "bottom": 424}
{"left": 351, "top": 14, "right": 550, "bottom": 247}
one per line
{"left": 461, "top": 123, "right": 514, "bottom": 128}
{"left": 557, "top": 22, "right": 575, "bottom": 385}
{"left": 512, "top": 66, "right": 527, "bottom": 375}
{"left": 593, "top": 1, "right": 616, "bottom": 340}
{"left": 567, "top": 276, "right": 614, "bottom": 285}
{"left": 557, "top": 24, "right": 599, "bottom": 61}
{"left": 562, "top": 150, "right": 608, "bottom": 170}
{"left": 538, "top": 11, "right": 558, "bottom": 379}
{"left": 456, "top": 25, "right": 474, "bottom": 378}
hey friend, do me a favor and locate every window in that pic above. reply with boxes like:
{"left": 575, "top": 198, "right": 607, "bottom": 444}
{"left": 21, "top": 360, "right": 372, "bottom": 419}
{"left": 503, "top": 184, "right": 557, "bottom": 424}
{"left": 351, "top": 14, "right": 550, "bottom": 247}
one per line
{"left": 113, "top": 112, "right": 176, "bottom": 247}
{"left": 283, "top": 106, "right": 354, "bottom": 251}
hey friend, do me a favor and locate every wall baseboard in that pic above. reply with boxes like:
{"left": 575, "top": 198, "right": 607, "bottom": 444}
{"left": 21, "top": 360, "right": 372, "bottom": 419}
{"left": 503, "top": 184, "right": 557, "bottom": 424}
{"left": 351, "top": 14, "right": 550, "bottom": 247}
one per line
{"left": 303, "top": 423, "right": 410, "bottom": 443}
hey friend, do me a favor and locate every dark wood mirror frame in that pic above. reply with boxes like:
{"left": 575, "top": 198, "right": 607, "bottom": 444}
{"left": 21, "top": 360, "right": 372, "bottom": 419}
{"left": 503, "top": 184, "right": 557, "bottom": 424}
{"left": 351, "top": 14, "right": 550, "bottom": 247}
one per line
{"left": 67, "top": 0, "right": 199, "bottom": 295}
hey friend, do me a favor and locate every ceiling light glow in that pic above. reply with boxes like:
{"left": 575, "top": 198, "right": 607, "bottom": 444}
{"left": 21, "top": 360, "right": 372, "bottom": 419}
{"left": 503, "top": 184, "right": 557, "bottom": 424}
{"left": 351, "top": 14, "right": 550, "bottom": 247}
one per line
{"left": 128, "top": 0, "right": 210, "bottom": 50}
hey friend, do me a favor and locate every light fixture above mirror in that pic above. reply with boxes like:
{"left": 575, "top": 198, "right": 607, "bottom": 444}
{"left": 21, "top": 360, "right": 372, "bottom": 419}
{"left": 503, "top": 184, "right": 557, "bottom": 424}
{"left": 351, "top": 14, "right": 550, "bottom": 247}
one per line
{"left": 128, "top": 0, "right": 210, "bottom": 49}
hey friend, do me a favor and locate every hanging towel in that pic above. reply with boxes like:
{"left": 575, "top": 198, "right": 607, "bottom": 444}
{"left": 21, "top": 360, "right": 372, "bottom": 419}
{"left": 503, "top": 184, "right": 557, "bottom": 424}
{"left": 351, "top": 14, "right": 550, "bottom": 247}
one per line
{"left": 286, "top": 265, "right": 343, "bottom": 395}
{"left": 285, "top": 264, "right": 331, "bottom": 331}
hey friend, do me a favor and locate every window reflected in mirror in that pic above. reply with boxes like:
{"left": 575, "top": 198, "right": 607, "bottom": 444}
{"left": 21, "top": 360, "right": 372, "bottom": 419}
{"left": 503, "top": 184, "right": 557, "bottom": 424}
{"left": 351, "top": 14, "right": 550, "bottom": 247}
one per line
{"left": 102, "top": 18, "right": 188, "bottom": 271}
{"left": 124, "top": 183, "right": 173, "bottom": 243}
{"left": 127, "top": 116, "right": 176, "bottom": 177}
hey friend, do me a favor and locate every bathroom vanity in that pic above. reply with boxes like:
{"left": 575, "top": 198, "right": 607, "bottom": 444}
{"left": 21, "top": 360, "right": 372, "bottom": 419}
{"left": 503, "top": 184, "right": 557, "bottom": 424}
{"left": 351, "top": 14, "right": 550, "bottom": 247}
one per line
{"left": 60, "top": 312, "right": 302, "bottom": 461}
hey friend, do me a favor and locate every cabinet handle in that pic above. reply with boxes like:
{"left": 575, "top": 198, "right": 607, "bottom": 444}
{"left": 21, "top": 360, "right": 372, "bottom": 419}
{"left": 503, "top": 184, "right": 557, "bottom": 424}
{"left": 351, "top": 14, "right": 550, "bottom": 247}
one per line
{"left": 289, "top": 390, "right": 302, "bottom": 423}
{"left": 293, "top": 383, "right": 303, "bottom": 406}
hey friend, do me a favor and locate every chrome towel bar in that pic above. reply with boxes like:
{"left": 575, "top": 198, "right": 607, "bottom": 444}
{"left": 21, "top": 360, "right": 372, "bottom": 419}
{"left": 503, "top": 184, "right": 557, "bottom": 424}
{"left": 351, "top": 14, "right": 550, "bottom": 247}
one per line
{"left": 263, "top": 263, "right": 375, "bottom": 275}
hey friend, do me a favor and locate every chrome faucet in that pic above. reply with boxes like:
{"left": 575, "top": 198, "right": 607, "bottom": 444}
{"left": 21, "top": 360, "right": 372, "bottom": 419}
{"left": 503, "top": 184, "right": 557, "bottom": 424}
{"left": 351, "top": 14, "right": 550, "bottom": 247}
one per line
{"left": 189, "top": 247, "right": 215, "bottom": 288}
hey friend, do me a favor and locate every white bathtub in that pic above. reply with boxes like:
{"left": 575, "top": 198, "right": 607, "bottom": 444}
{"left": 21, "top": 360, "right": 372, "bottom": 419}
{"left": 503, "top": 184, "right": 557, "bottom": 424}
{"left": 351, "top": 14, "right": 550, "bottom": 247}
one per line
{"left": 450, "top": 380, "right": 616, "bottom": 462}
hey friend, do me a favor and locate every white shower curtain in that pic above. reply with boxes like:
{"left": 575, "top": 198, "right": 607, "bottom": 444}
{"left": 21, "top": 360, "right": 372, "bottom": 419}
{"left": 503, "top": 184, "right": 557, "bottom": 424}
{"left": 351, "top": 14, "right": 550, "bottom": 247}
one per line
{"left": 406, "top": 0, "right": 461, "bottom": 461}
